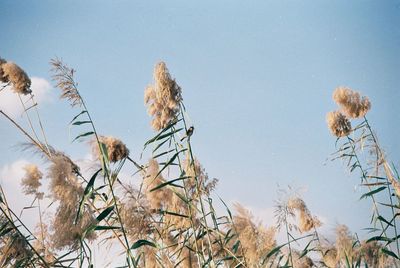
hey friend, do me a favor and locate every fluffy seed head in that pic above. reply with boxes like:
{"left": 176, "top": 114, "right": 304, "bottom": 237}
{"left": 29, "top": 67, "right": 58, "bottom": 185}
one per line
{"left": 50, "top": 203, "right": 97, "bottom": 250}
{"left": 288, "top": 197, "right": 321, "bottom": 233}
{"left": 333, "top": 87, "right": 371, "bottom": 118}
{"left": 326, "top": 111, "right": 352, "bottom": 137}
{"left": 120, "top": 201, "right": 152, "bottom": 241}
{"left": 50, "top": 58, "right": 82, "bottom": 107}
{"left": 21, "top": 164, "right": 43, "bottom": 198}
{"left": 144, "top": 62, "right": 182, "bottom": 131}
{"left": 183, "top": 156, "right": 218, "bottom": 200}
{"left": 335, "top": 224, "right": 355, "bottom": 261}
{"left": 46, "top": 154, "right": 97, "bottom": 250}
{"left": 322, "top": 247, "right": 338, "bottom": 268}
{"left": 143, "top": 158, "right": 173, "bottom": 209}
{"left": 293, "top": 250, "right": 314, "bottom": 268}
{"left": 94, "top": 136, "right": 129, "bottom": 163}
{"left": 1, "top": 61, "right": 32, "bottom": 95}
{"left": 359, "top": 241, "right": 382, "bottom": 267}
{"left": 233, "top": 203, "right": 276, "bottom": 266}
{"left": 47, "top": 155, "right": 83, "bottom": 203}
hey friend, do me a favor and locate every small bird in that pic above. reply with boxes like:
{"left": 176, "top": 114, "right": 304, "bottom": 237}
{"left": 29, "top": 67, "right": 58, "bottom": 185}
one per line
{"left": 181, "top": 126, "right": 194, "bottom": 141}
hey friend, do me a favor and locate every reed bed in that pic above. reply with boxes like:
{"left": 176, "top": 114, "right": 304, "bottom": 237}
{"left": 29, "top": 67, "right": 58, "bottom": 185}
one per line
{"left": 0, "top": 56, "right": 399, "bottom": 267}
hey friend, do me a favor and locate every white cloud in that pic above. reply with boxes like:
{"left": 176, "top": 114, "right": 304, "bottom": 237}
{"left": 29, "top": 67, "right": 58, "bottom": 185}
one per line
{"left": 0, "top": 77, "right": 53, "bottom": 118}
{"left": 0, "top": 159, "right": 30, "bottom": 212}
{"left": 0, "top": 159, "right": 50, "bottom": 230}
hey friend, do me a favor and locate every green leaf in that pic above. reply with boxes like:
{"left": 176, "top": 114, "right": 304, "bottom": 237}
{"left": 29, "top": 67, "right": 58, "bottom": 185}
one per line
{"left": 0, "top": 227, "right": 13, "bottom": 237}
{"left": 159, "top": 210, "right": 189, "bottom": 218}
{"left": 152, "top": 138, "right": 172, "bottom": 154}
{"left": 219, "top": 197, "right": 233, "bottom": 220}
{"left": 131, "top": 239, "right": 157, "bottom": 250}
{"left": 359, "top": 186, "right": 386, "bottom": 200}
{"left": 365, "top": 175, "right": 388, "bottom": 180}
{"left": 174, "top": 192, "right": 189, "bottom": 204}
{"left": 72, "top": 120, "right": 91, "bottom": 126}
{"left": 69, "top": 110, "right": 88, "bottom": 124}
{"left": 382, "top": 248, "right": 400, "bottom": 260}
{"left": 377, "top": 215, "right": 394, "bottom": 227}
{"left": 232, "top": 240, "right": 240, "bottom": 253}
{"left": 150, "top": 176, "right": 189, "bottom": 192}
{"left": 265, "top": 244, "right": 285, "bottom": 258}
{"left": 96, "top": 206, "right": 114, "bottom": 222}
{"left": 95, "top": 225, "right": 121, "bottom": 231}
{"left": 151, "top": 128, "right": 182, "bottom": 144}
{"left": 153, "top": 149, "right": 187, "bottom": 180}
{"left": 144, "top": 123, "right": 182, "bottom": 147}
{"left": 345, "top": 253, "right": 351, "bottom": 268}
{"left": 366, "top": 235, "right": 392, "bottom": 243}
{"left": 75, "top": 168, "right": 102, "bottom": 223}
{"left": 300, "top": 240, "right": 313, "bottom": 258}
{"left": 378, "top": 203, "right": 400, "bottom": 210}
{"left": 153, "top": 149, "right": 175, "bottom": 159}
{"left": 72, "top": 131, "right": 95, "bottom": 142}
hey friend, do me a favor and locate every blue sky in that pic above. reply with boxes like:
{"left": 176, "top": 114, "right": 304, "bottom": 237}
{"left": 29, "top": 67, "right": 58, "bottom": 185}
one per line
{"left": 1, "top": 0, "right": 400, "bottom": 242}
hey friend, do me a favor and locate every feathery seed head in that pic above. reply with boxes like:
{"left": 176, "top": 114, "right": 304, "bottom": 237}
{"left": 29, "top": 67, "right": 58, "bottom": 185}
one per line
{"left": 94, "top": 136, "right": 129, "bottom": 163}
{"left": 1, "top": 61, "right": 32, "bottom": 95}
{"left": 322, "top": 247, "right": 338, "bottom": 268}
{"left": 293, "top": 250, "right": 314, "bottom": 268}
{"left": 46, "top": 154, "right": 96, "bottom": 250}
{"left": 335, "top": 224, "right": 355, "bottom": 261}
{"left": 50, "top": 58, "right": 82, "bottom": 107}
{"left": 287, "top": 197, "right": 321, "bottom": 232}
{"left": 144, "top": 158, "right": 173, "bottom": 209}
{"left": 183, "top": 156, "right": 218, "bottom": 199}
{"left": 21, "top": 164, "right": 43, "bottom": 198}
{"left": 144, "top": 62, "right": 182, "bottom": 131}
{"left": 326, "top": 111, "right": 352, "bottom": 137}
{"left": 48, "top": 155, "right": 83, "bottom": 203}
{"left": 233, "top": 203, "right": 276, "bottom": 266}
{"left": 333, "top": 87, "right": 371, "bottom": 118}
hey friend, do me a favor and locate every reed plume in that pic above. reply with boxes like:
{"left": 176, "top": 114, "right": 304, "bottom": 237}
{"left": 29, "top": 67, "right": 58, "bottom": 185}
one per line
{"left": 326, "top": 110, "right": 352, "bottom": 137}
{"left": 287, "top": 197, "right": 321, "bottom": 233}
{"left": 50, "top": 58, "right": 82, "bottom": 107}
{"left": 0, "top": 59, "right": 31, "bottom": 95}
{"left": 333, "top": 86, "right": 371, "bottom": 118}
{"left": 93, "top": 136, "right": 130, "bottom": 163}
{"left": 144, "top": 62, "right": 182, "bottom": 131}
{"left": 233, "top": 203, "right": 276, "bottom": 266}
{"left": 21, "top": 164, "right": 43, "bottom": 199}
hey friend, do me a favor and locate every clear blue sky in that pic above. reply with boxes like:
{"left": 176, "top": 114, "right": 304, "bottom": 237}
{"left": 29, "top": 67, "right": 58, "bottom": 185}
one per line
{"left": 1, "top": 0, "right": 400, "bottom": 239}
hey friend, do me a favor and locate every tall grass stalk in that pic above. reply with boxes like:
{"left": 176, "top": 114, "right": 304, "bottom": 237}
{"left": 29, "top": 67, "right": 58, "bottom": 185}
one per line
{"left": 2, "top": 57, "right": 400, "bottom": 267}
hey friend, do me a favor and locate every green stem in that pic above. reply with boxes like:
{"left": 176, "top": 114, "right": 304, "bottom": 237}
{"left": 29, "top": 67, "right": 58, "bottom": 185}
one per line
{"left": 170, "top": 125, "right": 204, "bottom": 267}
{"left": 180, "top": 110, "right": 217, "bottom": 267}
{"left": 363, "top": 117, "right": 400, "bottom": 258}
{"left": 346, "top": 135, "right": 398, "bottom": 268}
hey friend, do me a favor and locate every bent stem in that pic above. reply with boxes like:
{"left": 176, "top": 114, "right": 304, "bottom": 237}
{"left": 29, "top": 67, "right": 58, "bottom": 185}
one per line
{"left": 180, "top": 111, "right": 217, "bottom": 267}
{"left": 170, "top": 125, "right": 204, "bottom": 267}
{"left": 363, "top": 116, "right": 400, "bottom": 258}
{"left": 346, "top": 135, "right": 398, "bottom": 267}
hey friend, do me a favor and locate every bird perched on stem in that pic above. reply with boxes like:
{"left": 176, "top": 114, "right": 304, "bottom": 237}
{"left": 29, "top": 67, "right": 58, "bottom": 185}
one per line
{"left": 181, "top": 126, "right": 194, "bottom": 141}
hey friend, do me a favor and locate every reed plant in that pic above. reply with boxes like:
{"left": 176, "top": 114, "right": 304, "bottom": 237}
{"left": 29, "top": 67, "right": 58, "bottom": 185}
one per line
{"left": 0, "top": 56, "right": 399, "bottom": 267}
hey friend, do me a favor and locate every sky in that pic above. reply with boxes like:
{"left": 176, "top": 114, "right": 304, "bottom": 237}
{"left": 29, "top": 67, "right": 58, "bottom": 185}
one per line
{"left": 1, "top": 0, "right": 400, "bottom": 256}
